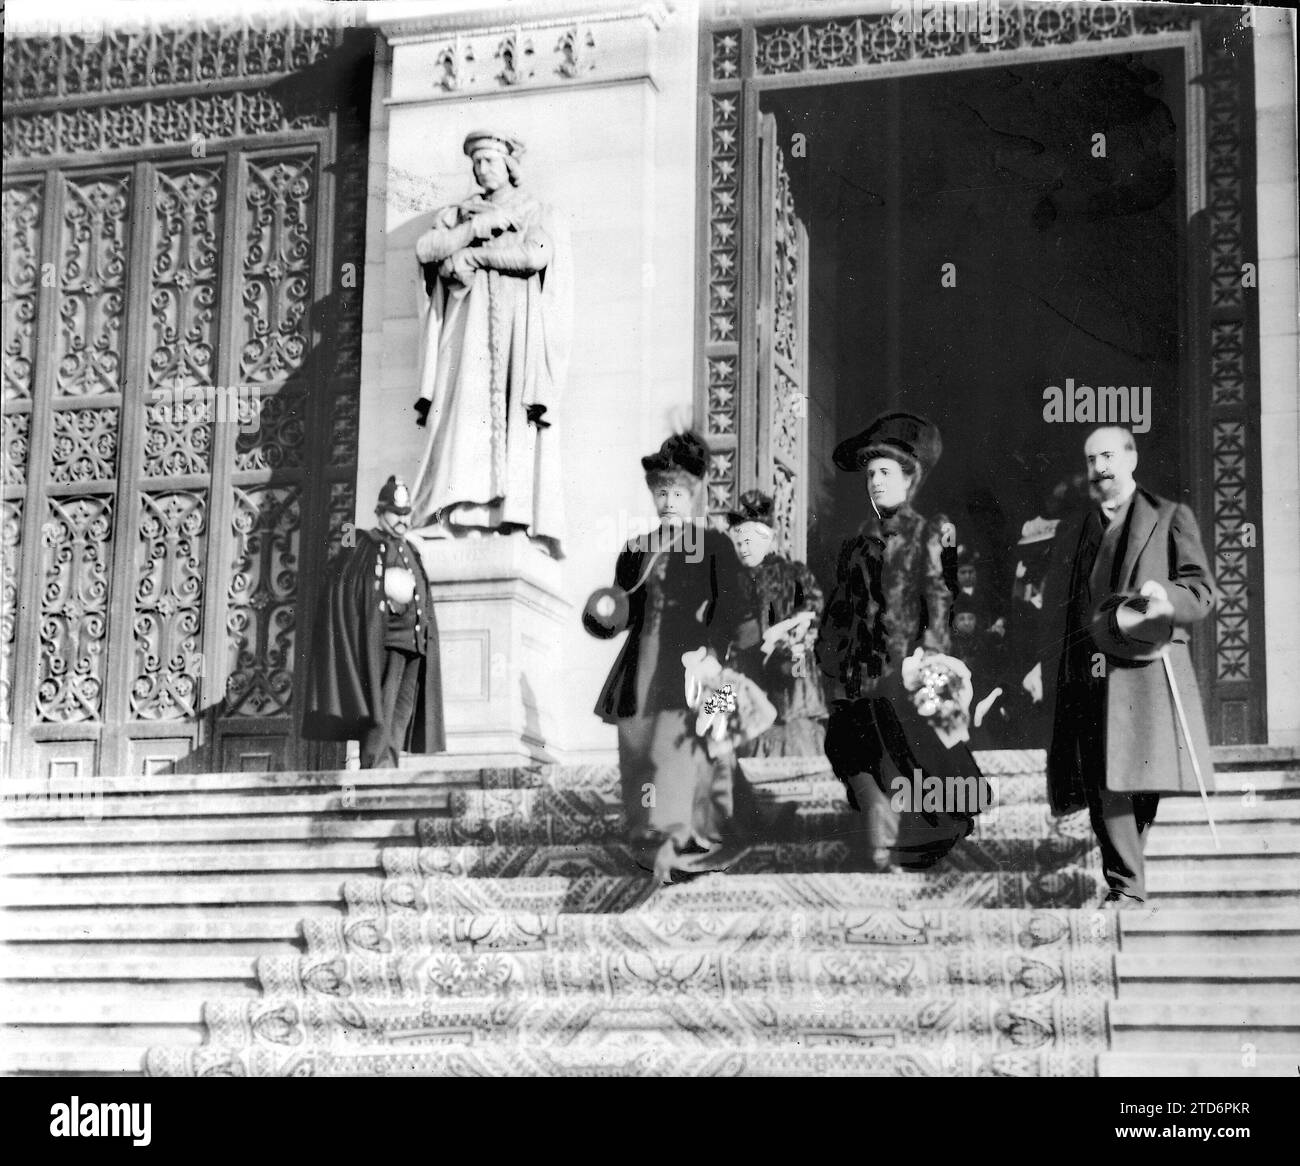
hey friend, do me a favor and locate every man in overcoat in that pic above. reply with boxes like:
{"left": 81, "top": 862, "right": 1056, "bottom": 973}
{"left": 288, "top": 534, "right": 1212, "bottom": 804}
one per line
{"left": 1025, "top": 426, "right": 1216, "bottom": 906}
{"left": 302, "top": 476, "right": 445, "bottom": 768}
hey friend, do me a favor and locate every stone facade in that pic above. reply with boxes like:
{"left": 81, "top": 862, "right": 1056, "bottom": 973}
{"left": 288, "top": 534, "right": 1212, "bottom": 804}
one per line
{"left": 359, "top": 1, "right": 702, "bottom": 760}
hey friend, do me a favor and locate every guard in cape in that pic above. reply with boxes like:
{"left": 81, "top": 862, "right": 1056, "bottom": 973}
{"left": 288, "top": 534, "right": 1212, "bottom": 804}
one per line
{"left": 302, "top": 476, "right": 446, "bottom": 767}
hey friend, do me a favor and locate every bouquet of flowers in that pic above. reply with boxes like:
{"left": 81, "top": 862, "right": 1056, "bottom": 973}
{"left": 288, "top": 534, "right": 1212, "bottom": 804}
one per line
{"left": 682, "top": 648, "right": 777, "bottom": 756}
{"left": 900, "top": 649, "right": 974, "bottom": 748}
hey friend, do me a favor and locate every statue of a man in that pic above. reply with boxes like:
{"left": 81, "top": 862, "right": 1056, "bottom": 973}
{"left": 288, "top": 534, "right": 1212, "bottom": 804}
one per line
{"left": 409, "top": 130, "right": 573, "bottom": 555}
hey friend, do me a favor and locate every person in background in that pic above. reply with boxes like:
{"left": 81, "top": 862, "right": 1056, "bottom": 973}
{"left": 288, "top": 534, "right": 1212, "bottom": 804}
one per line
{"left": 726, "top": 490, "right": 828, "bottom": 758}
{"left": 302, "top": 476, "right": 445, "bottom": 769}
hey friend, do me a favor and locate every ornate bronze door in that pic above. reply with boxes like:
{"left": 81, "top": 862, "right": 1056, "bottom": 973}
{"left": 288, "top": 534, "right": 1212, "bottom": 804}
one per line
{"left": 1, "top": 25, "right": 366, "bottom": 778}
{"left": 754, "top": 112, "right": 810, "bottom": 560}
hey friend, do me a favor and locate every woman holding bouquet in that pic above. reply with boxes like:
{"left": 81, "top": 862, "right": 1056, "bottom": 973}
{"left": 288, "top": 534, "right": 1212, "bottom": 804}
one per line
{"left": 818, "top": 412, "right": 991, "bottom": 871}
{"left": 726, "top": 490, "right": 829, "bottom": 757}
{"left": 585, "top": 432, "right": 762, "bottom": 883}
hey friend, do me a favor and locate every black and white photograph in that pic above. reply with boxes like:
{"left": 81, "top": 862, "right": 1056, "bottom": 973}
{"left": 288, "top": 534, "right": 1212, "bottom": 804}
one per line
{"left": 1, "top": 0, "right": 1297, "bottom": 1112}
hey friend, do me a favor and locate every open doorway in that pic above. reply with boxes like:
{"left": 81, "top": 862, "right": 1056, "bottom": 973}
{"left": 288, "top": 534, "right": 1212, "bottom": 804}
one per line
{"left": 769, "top": 49, "right": 1190, "bottom": 745}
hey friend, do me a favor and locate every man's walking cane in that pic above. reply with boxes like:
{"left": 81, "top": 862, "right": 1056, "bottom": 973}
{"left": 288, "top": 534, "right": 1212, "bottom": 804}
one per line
{"left": 1161, "top": 648, "right": 1220, "bottom": 850}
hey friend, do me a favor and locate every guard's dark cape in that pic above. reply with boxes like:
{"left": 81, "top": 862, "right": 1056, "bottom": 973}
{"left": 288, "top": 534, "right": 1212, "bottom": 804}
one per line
{"left": 301, "top": 529, "right": 445, "bottom": 753}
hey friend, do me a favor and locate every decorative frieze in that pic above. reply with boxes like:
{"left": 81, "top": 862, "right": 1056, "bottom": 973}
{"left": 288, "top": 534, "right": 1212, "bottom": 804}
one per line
{"left": 383, "top": 6, "right": 668, "bottom": 104}
{"left": 2, "top": 21, "right": 345, "bottom": 105}
{"left": 3, "top": 93, "right": 328, "bottom": 164}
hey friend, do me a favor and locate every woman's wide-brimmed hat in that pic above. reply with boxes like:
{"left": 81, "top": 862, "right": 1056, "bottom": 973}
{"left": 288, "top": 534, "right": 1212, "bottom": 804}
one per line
{"left": 642, "top": 431, "right": 709, "bottom": 481}
{"left": 726, "top": 489, "right": 774, "bottom": 529}
{"left": 832, "top": 411, "right": 943, "bottom": 474}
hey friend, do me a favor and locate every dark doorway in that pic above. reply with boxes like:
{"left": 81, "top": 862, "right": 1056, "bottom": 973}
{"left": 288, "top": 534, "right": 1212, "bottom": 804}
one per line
{"left": 768, "top": 49, "right": 1189, "bottom": 745}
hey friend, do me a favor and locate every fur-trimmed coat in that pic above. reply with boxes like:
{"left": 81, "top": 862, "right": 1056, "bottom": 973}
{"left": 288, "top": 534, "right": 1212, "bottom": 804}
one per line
{"left": 819, "top": 504, "right": 957, "bottom": 700}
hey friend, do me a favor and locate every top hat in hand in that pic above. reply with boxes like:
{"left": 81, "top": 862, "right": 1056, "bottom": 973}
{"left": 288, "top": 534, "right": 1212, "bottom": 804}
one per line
{"left": 1091, "top": 583, "right": 1175, "bottom": 662}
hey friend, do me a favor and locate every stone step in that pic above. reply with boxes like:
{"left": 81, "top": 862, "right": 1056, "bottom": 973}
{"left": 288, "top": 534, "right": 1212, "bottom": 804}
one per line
{"left": 0, "top": 909, "right": 316, "bottom": 943}
{"left": 4, "top": 1029, "right": 199, "bottom": 1077}
{"left": 0, "top": 873, "right": 352, "bottom": 908}
{"left": 1144, "top": 856, "right": 1300, "bottom": 878}
{"left": 2, "top": 753, "right": 1287, "bottom": 810}
{"left": 0, "top": 816, "right": 421, "bottom": 847}
{"left": 2, "top": 939, "right": 301, "bottom": 961}
{"left": 2, "top": 1044, "right": 156, "bottom": 1077}
{"left": 380, "top": 836, "right": 1098, "bottom": 880}
{"left": 0, "top": 953, "right": 259, "bottom": 981}
{"left": 1, "top": 790, "right": 448, "bottom": 821}
{"left": 421, "top": 791, "right": 1297, "bottom": 849}
{"left": 1144, "top": 829, "right": 1300, "bottom": 857}
{"left": 1108, "top": 999, "right": 1300, "bottom": 1053}
{"left": 251, "top": 943, "right": 1116, "bottom": 1001}
{"left": 4, "top": 982, "right": 260, "bottom": 1023}
{"left": 0, "top": 843, "right": 387, "bottom": 877}
{"left": 335, "top": 868, "right": 1104, "bottom": 918}
{"left": 1143, "top": 866, "right": 1300, "bottom": 899}
{"left": 2, "top": 828, "right": 1287, "bottom": 883}
{"left": 1117, "top": 911, "right": 1300, "bottom": 954}
{"left": 301, "top": 905, "right": 1117, "bottom": 957}
{"left": 1153, "top": 797, "right": 1300, "bottom": 823}
{"left": 417, "top": 806, "right": 1099, "bottom": 847}
{"left": 1, "top": 768, "right": 480, "bottom": 798}
{"left": 445, "top": 769, "right": 1300, "bottom": 808}
{"left": 144, "top": 1040, "right": 1098, "bottom": 1078}
{"left": 1098, "top": 1052, "right": 1299, "bottom": 1077}
{"left": 444, "top": 774, "right": 1059, "bottom": 815}
{"left": 1114, "top": 954, "right": 1300, "bottom": 1002}
{"left": 187, "top": 991, "right": 1112, "bottom": 1051}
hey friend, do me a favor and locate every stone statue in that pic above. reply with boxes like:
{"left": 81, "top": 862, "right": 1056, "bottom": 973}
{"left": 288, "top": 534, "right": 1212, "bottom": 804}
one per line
{"left": 410, "top": 130, "right": 573, "bottom": 555}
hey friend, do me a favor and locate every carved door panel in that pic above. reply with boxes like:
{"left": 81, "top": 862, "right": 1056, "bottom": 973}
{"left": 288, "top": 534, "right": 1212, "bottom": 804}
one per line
{"left": 2, "top": 141, "right": 357, "bottom": 779}
{"left": 753, "top": 113, "right": 810, "bottom": 560}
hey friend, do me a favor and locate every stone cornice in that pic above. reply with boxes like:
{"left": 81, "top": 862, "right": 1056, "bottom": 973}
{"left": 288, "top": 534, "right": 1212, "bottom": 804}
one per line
{"left": 368, "top": 0, "right": 671, "bottom": 42}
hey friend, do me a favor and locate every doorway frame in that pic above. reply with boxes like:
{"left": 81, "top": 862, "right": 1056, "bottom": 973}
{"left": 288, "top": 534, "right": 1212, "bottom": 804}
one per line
{"left": 693, "top": 0, "right": 1266, "bottom": 745}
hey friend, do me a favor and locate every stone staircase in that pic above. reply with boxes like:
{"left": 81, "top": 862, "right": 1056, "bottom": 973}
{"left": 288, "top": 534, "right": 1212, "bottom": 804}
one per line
{"left": 1, "top": 749, "right": 1297, "bottom": 1076}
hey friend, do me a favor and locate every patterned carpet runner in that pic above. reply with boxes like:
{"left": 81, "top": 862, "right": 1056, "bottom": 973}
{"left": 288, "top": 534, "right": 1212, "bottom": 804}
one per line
{"left": 145, "top": 750, "right": 1115, "bottom": 1077}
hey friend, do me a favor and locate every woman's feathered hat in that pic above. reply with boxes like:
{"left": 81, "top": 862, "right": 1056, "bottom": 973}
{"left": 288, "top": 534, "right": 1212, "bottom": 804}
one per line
{"left": 832, "top": 411, "right": 943, "bottom": 475}
{"left": 642, "top": 431, "right": 710, "bottom": 482}
{"left": 726, "top": 489, "right": 775, "bottom": 529}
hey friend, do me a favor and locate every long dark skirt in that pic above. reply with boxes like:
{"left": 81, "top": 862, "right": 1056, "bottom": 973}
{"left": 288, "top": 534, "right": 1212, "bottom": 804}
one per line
{"left": 615, "top": 612, "right": 740, "bottom": 872}
{"left": 825, "top": 691, "right": 989, "bottom": 869}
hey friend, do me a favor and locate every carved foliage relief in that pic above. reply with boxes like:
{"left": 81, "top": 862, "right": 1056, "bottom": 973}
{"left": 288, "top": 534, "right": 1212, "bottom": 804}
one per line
{"left": 226, "top": 486, "right": 300, "bottom": 718}
{"left": 149, "top": 163, "right": 222, "bottom": 391}
{"left": 2, "top": 24, "right": 337, "bottom": 103}
{"left": 0, "top": 502, "right": 21, "bottom": 724}
{"left": 57, "top": 172, "right": 130, "bottom": 397}
{"left": 2, "top": 183, "right": 41, "bottom": 404}
{"left": 37, "top": 496, "right": 113, "bottom": 722}
{"left": 240, "top": 155, "right": 315, "bottom": 385}
{"left": 132, "top": 491, "right": 207, "bottom": 720}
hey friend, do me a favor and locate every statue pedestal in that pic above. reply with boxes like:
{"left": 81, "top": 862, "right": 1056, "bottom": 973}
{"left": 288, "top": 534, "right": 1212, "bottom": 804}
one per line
{"left": 410, "top": 533, "right": 570, "bottom": 766}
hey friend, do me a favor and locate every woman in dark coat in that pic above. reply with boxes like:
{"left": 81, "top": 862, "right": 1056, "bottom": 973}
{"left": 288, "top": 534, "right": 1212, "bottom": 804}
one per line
{"left": 726, "top": 490, "right": 828, "bottom": 757}
{"left": 818, "top": 412, "right": 989, "bottom": 871}
{"left": 586, "top": 432, "right": 760, "bottom": 881}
